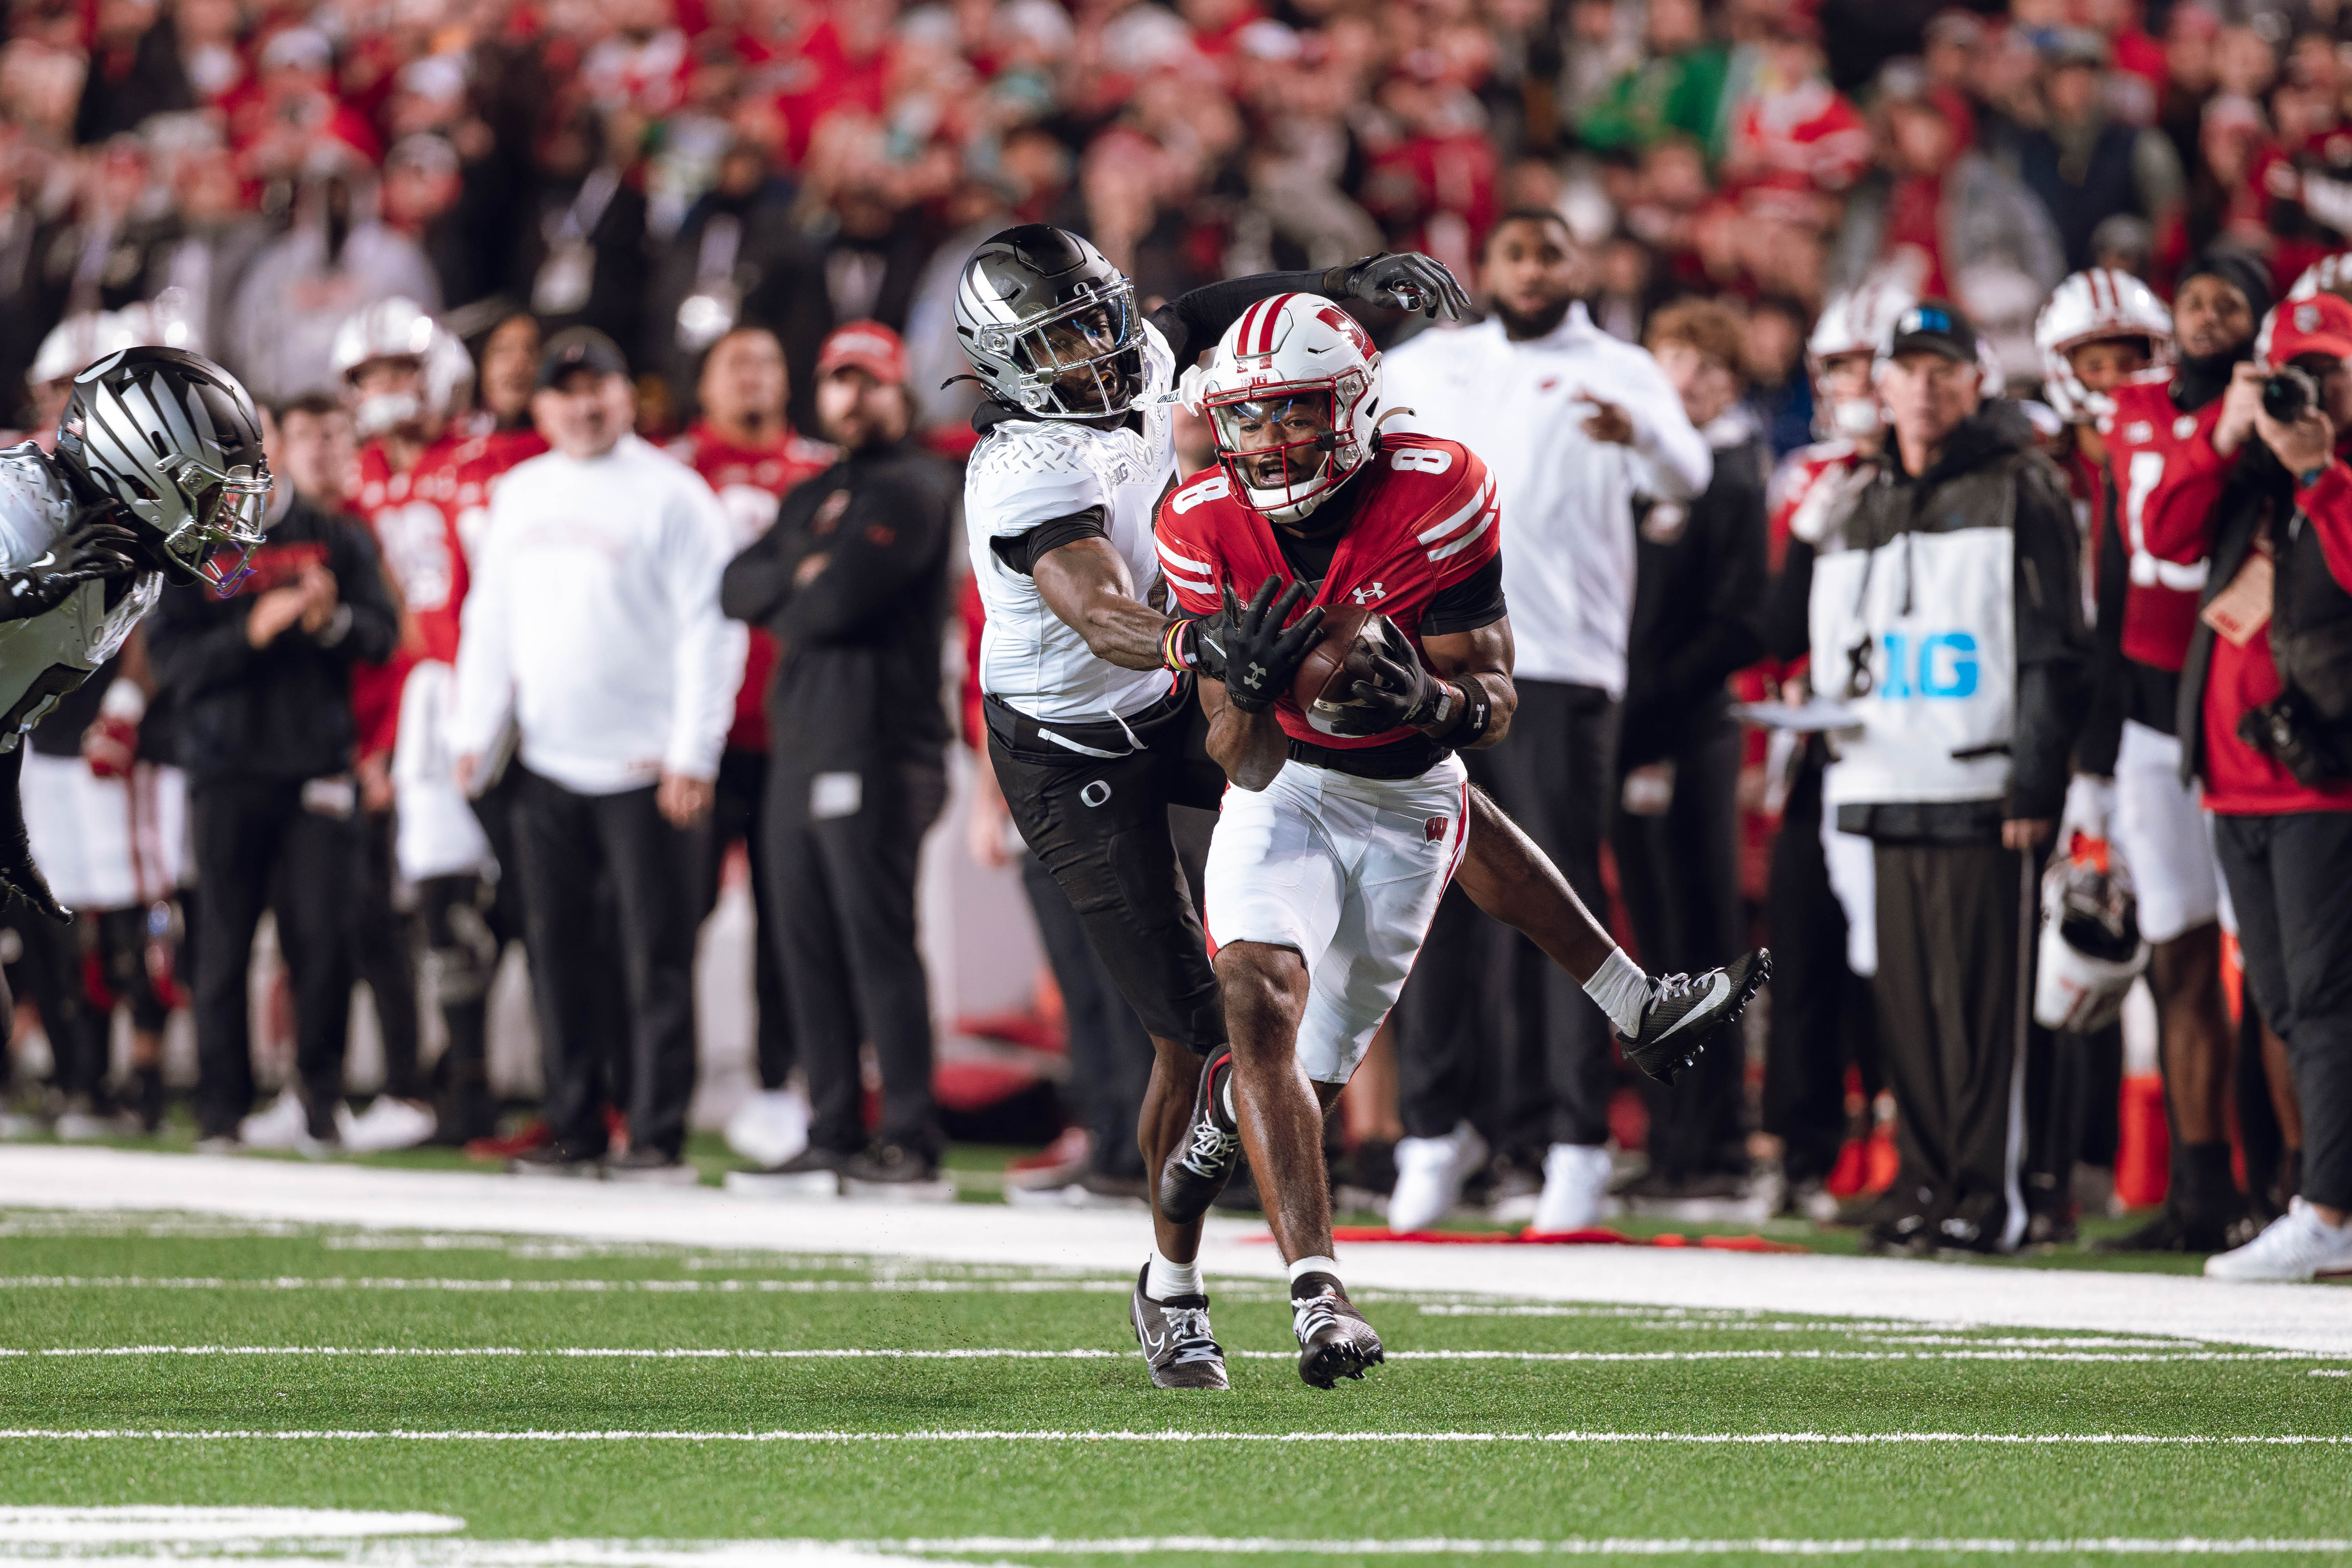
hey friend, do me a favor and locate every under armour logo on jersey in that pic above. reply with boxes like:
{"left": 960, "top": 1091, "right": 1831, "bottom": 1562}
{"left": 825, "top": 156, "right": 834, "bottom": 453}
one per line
{"left": 1351, "top": 583, "right": 1388, "bottom": 605}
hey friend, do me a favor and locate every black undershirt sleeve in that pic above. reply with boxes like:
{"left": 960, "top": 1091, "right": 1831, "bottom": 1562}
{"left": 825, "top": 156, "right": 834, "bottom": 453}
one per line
{"left": 989, "top": 506, "right": 1109, "bottom": 576}
{"left": 1149, "top": 270, "right": 1334, "bottom": 367}
{"left": 1417, "top": 556, "right": 1508, "bottom": 637}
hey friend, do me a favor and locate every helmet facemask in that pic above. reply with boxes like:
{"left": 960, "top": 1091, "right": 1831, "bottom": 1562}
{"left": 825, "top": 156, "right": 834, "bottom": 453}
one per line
{"left": 157, "top": 452, "right": 272, "bottom": 595}
{"left": 984, "top": 280, "right": 1144, "bottom": 418}
{"left": 1207, "top": 369, "right": 1370, "bottom": 525}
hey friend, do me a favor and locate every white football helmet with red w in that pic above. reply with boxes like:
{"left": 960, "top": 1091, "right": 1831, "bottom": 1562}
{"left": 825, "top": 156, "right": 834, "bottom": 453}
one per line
{"left": 1182, "top": 293, "right": 1384, "bottom": 525}
{"left": 2033, "top": 268, "right": 2173, "bottom": 425}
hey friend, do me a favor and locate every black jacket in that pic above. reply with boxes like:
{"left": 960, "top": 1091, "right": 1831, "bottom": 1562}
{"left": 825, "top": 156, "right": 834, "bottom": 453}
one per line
{"left": 145, "top": 497, "right": 401, "bottom": 784}
{"left": 1621, "top": 426, "right": 1770, "bottom": 768}
{"left": 720, "top": 440, "right": 957, "bottom": 773}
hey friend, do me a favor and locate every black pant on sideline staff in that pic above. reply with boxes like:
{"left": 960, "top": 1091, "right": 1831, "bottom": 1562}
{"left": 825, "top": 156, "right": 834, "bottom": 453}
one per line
{"left": 189, "top": 776, "right": 361, "bottom": 1141}
{"left": 1613, "top": 715, "right": 1746, "bottom": 1180}
{"left": 2214, "top": 811, "right": 2352, "bottom": 1212}
{"left": 1760, "top": 744, "right": 1878, "bottom": 1188}
{"left": 1019, "top": 853, "right": 1151, "bottom": 1179}
{"left": 765, "top": 758, "right": 946, "bottom": 1157}
{"left": 509, "top": 768, "right": 703, "bottom": 1161}
{"left": 701, "top": 748, "right": 793, "bottom": 1091}
{"left": 352, "top": 807, "right": 424, "bottom": 1101}
{"left": 1872, "top": 840, "right": 2046, "bottom": 1246}
{"left": 1477, "top": 678, "right": 1620, "bottom": 1153}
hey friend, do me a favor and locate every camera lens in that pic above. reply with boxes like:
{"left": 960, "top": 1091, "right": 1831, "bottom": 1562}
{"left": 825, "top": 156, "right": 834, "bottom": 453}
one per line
{"left": 2264, "top": 366, "right": 2317, "bottom": 423}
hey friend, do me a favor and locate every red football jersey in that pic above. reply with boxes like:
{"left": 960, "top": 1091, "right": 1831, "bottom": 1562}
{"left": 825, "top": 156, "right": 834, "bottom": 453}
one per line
{"left": 348, "top": 435, "right": 469, "bottom": 760}
{"left": 446, "top": 426, "right": 552, "bottom": 562}
{"left": 2100, "top": 378, "right": 2228, "bottom": 672}
{"left": 667, "top": 421, "right": 838, "bottom": 755}
{"left": 1156, "top": 433, "right": 1501, "bottom": 751}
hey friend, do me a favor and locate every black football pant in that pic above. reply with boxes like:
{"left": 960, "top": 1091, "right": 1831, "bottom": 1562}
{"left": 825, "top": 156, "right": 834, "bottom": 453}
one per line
{"left": 1475, "top": 679, "right": 1621, "bottom": 1154}
{"left": 2214, "top": 811, "right": 2352, "bottom": 1212}
{"left": 509, "top": 769, "right": 702, "bottom": 1161}
{"left": 1872, "top": 839, "right": 2050, "bottom": 1247}
{"left": 698, "top": 748, "right": 794, "bottom": 1091}
{"left": 1020, "top": 853, "right": 1152, "bottom": 1179}
{"left": 1760, "top": 743, "right": 1879, "bottom": 1186}
{"left": 764, "top": 758, "right": 945, "bottom": 1158}
{"left": 352, "top": 807, "right": 425, "bottom": 1101}
{"left": 188, "top": 776, "right": 361, "bottom": 1141}
{"left": 1612, "top": 716, "right": 1746, "bottom": 1180}
{"left": 6, "top": 899, "right": 104, "bottom": 1101}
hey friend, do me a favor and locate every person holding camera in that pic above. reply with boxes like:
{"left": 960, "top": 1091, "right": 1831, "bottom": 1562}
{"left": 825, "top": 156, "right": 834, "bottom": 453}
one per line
{"left": 2181, "top": 292, "right": 2352, "bottom": 1281}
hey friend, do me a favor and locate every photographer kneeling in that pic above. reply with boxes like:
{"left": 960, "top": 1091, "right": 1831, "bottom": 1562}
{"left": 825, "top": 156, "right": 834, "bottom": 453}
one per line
{"left": 2188, "top": 294, "right": 2352, "bottom": 1281}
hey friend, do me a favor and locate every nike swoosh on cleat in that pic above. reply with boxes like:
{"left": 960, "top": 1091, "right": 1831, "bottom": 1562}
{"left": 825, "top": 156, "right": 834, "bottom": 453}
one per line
{"left": 1652, "top": 973, "right": 1732, "bottom": 1040}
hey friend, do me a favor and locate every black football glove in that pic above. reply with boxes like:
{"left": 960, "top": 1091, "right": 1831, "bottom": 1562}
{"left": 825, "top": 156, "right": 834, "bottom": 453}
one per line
{"left": 1322, "top": 252, "right": 1474, "bottom": 321}
{"left": 1163, "top": 605, "right": 1235, "bottom": 682}
{"left": 1219, "top": 575, "right": 1324, "bottom": 715}
{"left": 1334, "top": 651, "right": 1453, "bottom": 737}
{"left": 0, "top": 508, "right": 145, "bottom": 622}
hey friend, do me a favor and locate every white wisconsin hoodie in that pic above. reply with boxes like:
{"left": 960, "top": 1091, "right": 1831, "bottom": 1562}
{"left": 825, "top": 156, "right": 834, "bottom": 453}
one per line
{"left": 1380, "top": 305, "right": 1710, "bottom": 698}
{"left": 452, "top": 434, "right": 746, "bottom": 795}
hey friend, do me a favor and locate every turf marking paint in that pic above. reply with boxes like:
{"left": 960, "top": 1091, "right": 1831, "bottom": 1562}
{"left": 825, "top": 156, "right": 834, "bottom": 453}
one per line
{"left": 1, "top": 1345, "right": 2335, "bottom": 1364}
{"left": 5, "top": 1428, "right": 2352, "bottom": 1445}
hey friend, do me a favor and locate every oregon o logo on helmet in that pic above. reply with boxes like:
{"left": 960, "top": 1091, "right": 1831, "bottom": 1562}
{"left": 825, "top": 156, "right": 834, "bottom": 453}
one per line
{"left": 1080, "top": 780, "right": 1112, "bottom": 807}
{"left": 1877, "top": 631, "right": 1979, "bottom": 699}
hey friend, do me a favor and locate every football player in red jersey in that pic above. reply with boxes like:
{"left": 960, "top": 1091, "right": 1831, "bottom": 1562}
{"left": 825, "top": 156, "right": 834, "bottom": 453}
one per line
{"left": 1160, "top": 295, "right": 1767, "bottom": 1384}
{"left": 2085, "top": 252, "right": 2272, "bottom": 1251}
{"left": 332, "top": 297, "right": 480, "bottom": 1153}
{"left": 667, "top": 325, "right": 836, "bottom": 1166}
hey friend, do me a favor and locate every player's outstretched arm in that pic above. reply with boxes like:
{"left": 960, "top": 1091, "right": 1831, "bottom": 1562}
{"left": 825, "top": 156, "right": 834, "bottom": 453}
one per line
{"left": 1032, "top": 536, "right": 1184, "bottom": 671}
{"left": 1338, "top": 618, "right": 1518, "bottom": 749}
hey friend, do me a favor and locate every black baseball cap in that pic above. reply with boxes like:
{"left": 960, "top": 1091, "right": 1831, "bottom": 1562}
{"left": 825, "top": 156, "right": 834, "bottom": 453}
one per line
{"left": 537, "top": 326, "right": 629, "bottom": 389}
{"left": 1886, "top": 300, "right": 1978, "bottom": 363}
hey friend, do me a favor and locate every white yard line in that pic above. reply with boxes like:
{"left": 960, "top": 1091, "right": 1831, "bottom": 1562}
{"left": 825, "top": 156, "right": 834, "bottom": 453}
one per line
{"left": 1, "top": 1428, "right": 2348, "bottom": 1445}
{"left": 8, "top": 1147, "right": 2352, "bottom": 1351}
{"left": 0, "top": 1508, "right": 465, "bottom": 1542}
{"left": 1, "top": 1345, "right": 2336, "bottom": 1364}
{"left": 0, "top": 1277, "right": 1137, "bottom": 1295}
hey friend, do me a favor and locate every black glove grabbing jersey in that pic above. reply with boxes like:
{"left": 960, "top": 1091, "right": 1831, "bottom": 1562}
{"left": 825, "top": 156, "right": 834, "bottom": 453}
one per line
{"left": 1219, "top": 576, "right": 1324, "bottom": 714}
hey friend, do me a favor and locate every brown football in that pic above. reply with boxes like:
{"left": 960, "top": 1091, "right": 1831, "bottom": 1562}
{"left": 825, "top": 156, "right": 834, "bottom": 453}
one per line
{"left": 1290, "top": 605, "right": 1396, "bottom": 735}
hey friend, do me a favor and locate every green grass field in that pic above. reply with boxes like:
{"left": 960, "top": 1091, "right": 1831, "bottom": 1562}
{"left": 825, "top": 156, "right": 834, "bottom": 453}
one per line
{"left": 4, "top": 1205, "right": 2352, "bottom": 1566}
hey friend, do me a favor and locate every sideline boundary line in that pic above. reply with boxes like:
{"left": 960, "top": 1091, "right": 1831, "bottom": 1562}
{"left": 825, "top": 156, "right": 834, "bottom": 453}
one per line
{"left": 5, "top": 1428, "right": 2352, "bottom": 1445}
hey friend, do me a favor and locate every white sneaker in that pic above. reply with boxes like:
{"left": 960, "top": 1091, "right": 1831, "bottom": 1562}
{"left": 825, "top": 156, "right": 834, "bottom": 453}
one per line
{"left": 2205, "top": 1198, "right": 2352, "bottom": 1281}
{"left": 1387, "top": 1121, "right": 1489, "bottom": 1232}
{"left": 724, "top": 1087, "right": 811, "bottom": 1169}
{"left": 239, "top": 1090, "right": 330, "bottom": 1155}
{"left": 338, "top": 1096, "right": 437, "bottom": 1153}
{"left": 1532, "top": 1143, "right": 1615, "bottom": 1233}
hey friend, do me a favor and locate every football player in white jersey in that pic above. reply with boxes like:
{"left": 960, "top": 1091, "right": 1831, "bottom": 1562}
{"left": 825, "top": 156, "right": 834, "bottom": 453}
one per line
{"left": 958, "top": 228, "right": 1767, "bottom": 1390}
{"left": 0, "top": 346, "right": 268, "bottom": 1033}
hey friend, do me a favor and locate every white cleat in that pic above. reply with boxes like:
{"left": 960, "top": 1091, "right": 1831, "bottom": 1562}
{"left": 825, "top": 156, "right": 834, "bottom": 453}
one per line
{"left": 1387, "top": 1121, "right": 1489, "bottom": 1233}
{"left": 2205, "top": 1198, "right": 2352, "bottom": 1282}
{"left": 723, "top": 1086, "right": 811, "bottom": 1169}
{"left": 337, "top": 1096, "right": 437, "bottom": 1153}
{"left": 238, "top": 1090, "right": 333, "bottom": 1155}
{"left": 1532, "top": 1142, "right": 1614, "bottom": 1233}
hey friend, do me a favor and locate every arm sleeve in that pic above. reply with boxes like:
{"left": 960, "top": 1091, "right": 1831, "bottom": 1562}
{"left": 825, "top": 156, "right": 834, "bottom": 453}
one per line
{"left": 328, "top": 524, "right": 402, "bottom": 665}
{"left": 719, "top": 491, "right": 793, "bottom": 624}
{"left": 664, "top": 482, "right": 750, "bottom": 780}
{"left": 1153, "top": 501, "right": 1224, "bottom": 617}
{"left": 2009, "top": 461, "right": 2092, "bottom": 821}
{"left": 448, "top": 502, "right": 515, "bottom": 761}
{"left": 1654, "top": 465, "right": 1768, "bottom": 704}
{"left": 989, "top": 507, "right": 1107, "bottom": 576}
{"left": 1418, "top": 555, "right": 1506, "bottom": 635}
{"left": 1149, "top": 270, "right": 1331, "bottom": 367}
{"left": 771, "top": 474, "right": 950, "bottom": 646}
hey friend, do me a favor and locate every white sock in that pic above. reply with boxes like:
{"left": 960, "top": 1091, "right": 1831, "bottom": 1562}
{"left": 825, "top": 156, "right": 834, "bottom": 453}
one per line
{"left": 1287, "top": 1254, "right": 1341, "bottom": 1294}
{"left": 1583, "top": 947, "right": 1650, "bottom": 1037}
{"left": 1145, "top": 1250, "right": 1202, "bottom": 1300}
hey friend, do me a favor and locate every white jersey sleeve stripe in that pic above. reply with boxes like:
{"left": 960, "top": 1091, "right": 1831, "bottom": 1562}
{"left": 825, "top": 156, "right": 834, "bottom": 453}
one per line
{"left": 1427, "top": 508, "right": 1495, "bottom": 562}
{"left": 1157, "top": 539, "right": 1212, "bottom": 575}
{"left": 1415, "top": 474, "right": 1493, "bottom": 544}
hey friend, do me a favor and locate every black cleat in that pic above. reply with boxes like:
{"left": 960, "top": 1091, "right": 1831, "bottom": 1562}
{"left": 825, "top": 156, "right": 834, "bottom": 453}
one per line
{"left": 2095, "top": 1204, "right": 2258, "bottom": 1254}
{"left": 1619, "top": 949, "right": 1771, "bottom": 1083}
{"left": 1129, "top": 1266, "right": 1230, "bottom": 1390}
{"left": 1291, "top": 1275, "right": 1384, "bottom": 1388}
{"left": 1158, "top": 1051, "right": 1241, "bottom": 1225}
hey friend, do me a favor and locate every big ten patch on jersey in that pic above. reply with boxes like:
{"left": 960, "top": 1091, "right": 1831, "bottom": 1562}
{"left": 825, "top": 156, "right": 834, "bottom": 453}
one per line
{"left": 2101, "top": 379, "right": 2223, "bottom": 669}
{"left": 1155, "top": 435, "right": 1497, "bottom": 639}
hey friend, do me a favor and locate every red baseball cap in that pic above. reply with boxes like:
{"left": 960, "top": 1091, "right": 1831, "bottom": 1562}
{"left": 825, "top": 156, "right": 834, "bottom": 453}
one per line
{"left": 817, "top": 321, "right": 908, "bottom": 386}
{"left": 2265, "top": 293, "right": 2352, "bottom": 367}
